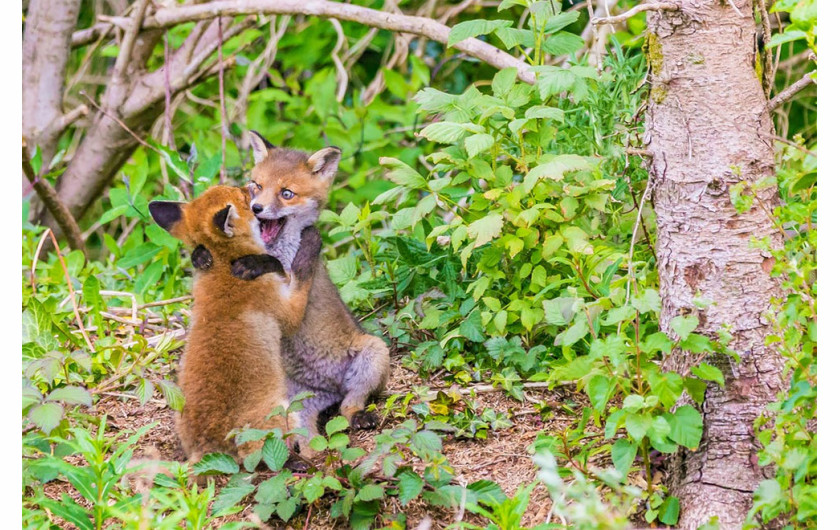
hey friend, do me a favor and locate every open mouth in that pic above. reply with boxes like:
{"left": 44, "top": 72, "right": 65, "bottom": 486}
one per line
{"left": 258, "top": 217, "right": 286, "bottom": 245}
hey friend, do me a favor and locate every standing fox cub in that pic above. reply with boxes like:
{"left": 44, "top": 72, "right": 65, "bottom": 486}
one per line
{"left": 192, "top": 132, "right": 390, "bottom": 442}
{"left": 149, "top": 186, "right": 322, "bottom": 463}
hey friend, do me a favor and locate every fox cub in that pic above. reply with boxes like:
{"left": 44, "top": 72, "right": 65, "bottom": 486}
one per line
{"left": 192, "top": 132, "right": 390, "bottom": 442}
{"left": 150, "top": 186, "right": 322, "bottom": 463}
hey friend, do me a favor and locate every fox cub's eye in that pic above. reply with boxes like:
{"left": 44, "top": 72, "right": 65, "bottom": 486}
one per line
{"left": 281, "top": 189, "right": 295, "bottom": 200}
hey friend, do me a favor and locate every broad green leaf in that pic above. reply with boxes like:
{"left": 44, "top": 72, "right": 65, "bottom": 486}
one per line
{"left": 659, "top": 496, "right": 681, "bottom": 525}
{"left": 467, "top": 214, "right": 504, "bottom": 246}
{"left": 625, "top": 413, "right": 652, "bottom": 441}
{"left": 543, "top": 32, "right": 584, "bottom": 56}
{"left": 524, "top": 154, "right": 593, "bottom": 192}
{"left": 158, "top": 380, "right": 185, "bottom": 412}
{"left": 46, "top": 386, "right": 91, "bottom": 406}
{"left": 326, "top": 415, "right": 350, "bottom": 437}
{"left": 666, "top": 406, "right": 704, "bottom": 449}
{"left": 29, "top": 402, "right": 63, "bottom": 433}
{"left": 212, "top": 477, "right": 256, "bottom": 516}
{"left": 262, "top": 436, "right": 289, "bottom": 471}
{"left": 670, "top": 315, "right": 699, "bottom": 340}
{"left": 465, "top": 133, "right": 495, "bottom": 158}
{"left": 623, "top": 394, "right": 645, "bottom": 413}
{"left": 381, "top": 157, "right": 426, "bottom": 189}
{"left": 611, "top": 439, "right": 637, "bottom": 477}
{"left": 193, "top": 453, "right": 239, "bottom": 475}
{"left": 631, "top": 289, "right": 661, "bottom": 314}
{"left": 357, "top": 483, "right": 385, "bottom": 501}
{"left": 448, "top": 19, "right": 513, "bottom": 46}
{"left": 586, "top": 374, "right": 615, "bottom": 413}
{"left": 492, "top": 67, "right": 519, "bottom": 97}
{"left": 691, "top": 363, "right": 725, "bottom": 387}
{"left": 302, "top": 477, "right": 325, "bottom": 502}
{"left": 545, "top": 11, "right": 580, "bottom": 33}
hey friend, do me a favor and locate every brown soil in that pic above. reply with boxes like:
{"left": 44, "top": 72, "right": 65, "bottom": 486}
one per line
{"left": 38, "top": 355, "right": 586, "bottom": 529}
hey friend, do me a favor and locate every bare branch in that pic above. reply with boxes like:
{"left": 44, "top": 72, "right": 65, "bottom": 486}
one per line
{"left": 767, "top": 72, "right": 815, "bottom": 111}
{"left": 592, "top": 2, "right": 678, "bottom": 25}
{"left": 111, "top": 0, "right": 151, "bottom": 84}
{"left": 22, "top": 141, "right": 85, "bottom": 255}
{"left": 80, "top": 0, "right": 535, "bottom": 83}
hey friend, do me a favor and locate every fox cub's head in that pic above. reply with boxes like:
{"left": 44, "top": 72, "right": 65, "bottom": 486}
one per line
{"left": 149, "top": 186, "right": 263, "bottom": 256}
{"left": 246, "top": 131, "right": 340, "bottom": 248}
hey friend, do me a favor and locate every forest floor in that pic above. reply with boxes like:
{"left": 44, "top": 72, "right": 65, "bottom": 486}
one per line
{"left": 40, "top": 327, "right": 603, "bottom": 529}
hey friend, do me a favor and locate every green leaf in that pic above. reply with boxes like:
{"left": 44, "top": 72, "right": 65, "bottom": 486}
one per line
{"left": 326, "top": 415, "right": 350, "bottom": 437}
{"left": 262, "top": 436, "right": 289, "bottom": 471}
{"left": 28, "top": 402, "right": 63, "bottom": 434}
{"left": 82, "top": 276, "right": 102, "bottom": 310}
{"left": 545, "top": 11, "right": 581, "bottom": 32}
{"left": 524, "top": 154, "right": 593, "bottom": 192}
{"left": 381, "top": 157, "right": 426, "bottom": 189}
{"left": 212, "top": 477, "right": 256, "bottom": 516}
{"left": 302, "top": 477, "right": 325, "bottom": 503}
{"left": 357, "top": 483, "right": 385, "bottom": 501}
{"left": 448, "top": 19, "right": 513, "bottom": 46}
{"left": 38, "top": 495, "right": 93, "bottom": 530}
{"left": 465, "top": 133, "right": 495, "bottom": 158}
{"left": 691, "top": 363, "right": 725, "bottom": 387}
{"left": 659, "top": 496, "right": 680, "bottom": 525}
{"left": 419, "top": 121, "right": 483, "bottom": 143}
{"left": 309, "top": 436, "right": 328, "bottom": 452}
{"left": 666, "top": 406, "right": 704, "bottom": 449}
{"left": 543, "top": 296, "right": 580, "bottom": 325}
{"left": 460, "top": 310, "right": 485, "bottom": 342}
{"left": 158, "top": 380, "right": 185, "bottom": 412}
{"left": 193, "top": 453, "right": 239, "bottom": 475}
{"left": 116, "top": 242, "right": 161, "bottom": 269}
{"left": 46, "top": 386, "right": 92, "bottom": 406}
{"left": 586, "top": 374, "right": 615, "bottom": 413}
{"left": 623, "top": 394, "right": 645, "bottom": 413}
{"left": 543, "top": 32, "right": 584, "bottom": 56}
{"left": 467, "top": 214, "right": 504, "bottom": 247}
{"left": 611, "top": 439, "right": 637, "bottom": 477}
{"left": 562, "top": 226, "right": 593, "bottom": 255}
{"left": 670, "top": 315, "right": 699, "bottom": 341}
{"left": 397, "top": 470, "right": 424, "bottom": 505}
{"left": 492, "top": 67, "right": 519, "bottom": 97}
{"left": 631, "top": 289, "right": 661, "bottom": 314}
{"left": 625, "top": 413, "right": 652, "bottom": 441}
{"left": 683, "top": 377, "right": 707, "bottom": 404}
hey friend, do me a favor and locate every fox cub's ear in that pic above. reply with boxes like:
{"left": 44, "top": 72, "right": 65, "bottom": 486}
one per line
{"left": 149, "top": 201, "right": 185, "bottom": 233}
{"left": 307, "top": 147, "right": 341, "bottom": 183}
{"left": 248, "top": 130, "right": 274, "bottom": 165}
{"left": 212, "top": 204, "right": 237, "bottom": 237}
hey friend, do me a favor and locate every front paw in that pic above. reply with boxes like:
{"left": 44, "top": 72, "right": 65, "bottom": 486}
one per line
{"left": 291, "top": 226, "right": 323, "bottom": 278}
{"left": 230, "top": 259, "right": 260, "bottom": 280}
{"left": 191, "top": 245, "right": 213, "bottom": 270}
{"left": 350, "top": 411, "right": 379, "bottom": 431}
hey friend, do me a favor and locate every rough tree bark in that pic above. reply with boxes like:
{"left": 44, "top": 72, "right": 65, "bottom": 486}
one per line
{"left": 645, "top": 0, "right": 784, "bottom": 528}
{"left": 22, "top": 0, "right": 82, "bottom": 165}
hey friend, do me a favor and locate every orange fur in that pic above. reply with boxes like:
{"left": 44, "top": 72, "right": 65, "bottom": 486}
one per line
{"left": 150, "top": 186, "right": 315, "bottom": 462}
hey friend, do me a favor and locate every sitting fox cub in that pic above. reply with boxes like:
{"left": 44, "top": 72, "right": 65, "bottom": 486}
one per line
{"left": 149, "top": 186, "right": 322, "bottom": 462}
{"left": 192, "top": 133, "right": 390, "bottom": 443}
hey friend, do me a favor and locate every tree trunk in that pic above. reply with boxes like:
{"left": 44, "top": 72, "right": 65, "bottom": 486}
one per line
{"left": 646, "top": 0, "right": 784, "bottom": 528}
{"left": 22, "top": 0, "right": 81, "bottom": 165}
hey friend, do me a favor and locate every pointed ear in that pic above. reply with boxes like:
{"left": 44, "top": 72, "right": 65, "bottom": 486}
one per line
{"left": 248, "top": 130, "right": 274, "bottom": 165}
{"left": 307, "top": 147, "right": 341, "bottom": 183}
{"left": 212, "top": 204, "right": 237, "bottom": 237}
{"left": 149, "top": 201, "right": 185, "bottom": 233}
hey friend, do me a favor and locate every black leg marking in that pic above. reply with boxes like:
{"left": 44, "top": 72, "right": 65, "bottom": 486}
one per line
{"left": 291, "top": 226, "right": 323, "bottom": 280}
{"left": 191, "top": 245, "right": 213, "bottom": 271}
{"left": 230, "top": 254, "right": 286, "bottom": 281}
{"left": 350, "top": 410, "right": 379, "bottom": 431}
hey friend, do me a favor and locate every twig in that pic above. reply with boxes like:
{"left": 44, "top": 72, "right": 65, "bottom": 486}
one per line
{"left": 328, "top": 19, "right": 349, "bottom": 102}
{"left": 22, "top": 141, "right": 86, "bottom": 254}
{"left": 100, "top": 290, "right": 138, "bottom": 321}
{"left": 43, "top": 229, "right": 96, "bottom": 352}
{"left": 592, "top": 2, "right": 678, "bottom": 25}
{"left": 759, "top": 132, "right": 817, "bottom": 157}
{"left": 57, "top": 104, "right": 90, "bottom": 133}
{"left": 79, "top": 91, "right": 155, "bottom": 150}
{"left": 111, "top": 0, "right": 150, "bottom": 84}
{"left": 216, "top": 17, "right": 227, "bottom": 184}
{"left": 303, "top": 503, "right": 313, "bottom": 530}
{"left": 767, "top": 72, "right": 815, "bottom": 111}
{"left": 625, "top": 177, "right": 654, "bottom": 306}
{"left": 29, "top": 230, "right": 51, "bottom": 292}
{"left": 78, "top": 0, "right": 536, "bottom": 83}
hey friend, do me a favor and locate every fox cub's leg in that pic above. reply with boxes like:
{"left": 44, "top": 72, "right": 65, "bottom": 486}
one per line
{"left": 230, "top": 254, "right": 285, "bottom": 280}
{"left": 290, "top": 226, "right": 322, "bottom": 281}
{"left": 191, "top": 245, "right": 213, "bottom": 271}
{"left": 341, "top": 334, "right": 390, "bottom": 430}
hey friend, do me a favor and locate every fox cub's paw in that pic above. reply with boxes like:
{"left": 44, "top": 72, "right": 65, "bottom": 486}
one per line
{"left": 191, "top": 245, "right": 213, "bottom": 271}
{"left": 230, "top": 254, "right": 285, "bottom": 281}
{"left": 291, "top": 226, "right": 323, "bottom": 279}
{"left": 351, "top": 411, "right": 379, "bottom": 431}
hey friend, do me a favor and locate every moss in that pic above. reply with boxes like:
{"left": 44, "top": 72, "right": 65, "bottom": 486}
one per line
{"left": 651, "top": 84, "right": 668, "bottom": 104}
{"left": 646, "top": 33, "right": 664, "bottom": 77}
{"left": 686, "top": 51, "right": 705, "bottom": 65}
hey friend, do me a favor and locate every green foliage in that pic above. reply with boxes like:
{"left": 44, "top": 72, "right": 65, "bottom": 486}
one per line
{"left": 746, "top": 142, "right": 817, "bottom": 528}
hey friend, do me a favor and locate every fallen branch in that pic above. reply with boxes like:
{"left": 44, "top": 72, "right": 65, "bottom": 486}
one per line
{"left": 592, "top": 1, "right": 678, "bottom": 25}
{"left": 767, "top": 72, "right": 815, "bottom": 111}
{"left": 73, "top": 0, "right": 535, "bottom": 83}
{"left": 22, "top": 141, "right": 86, "bottom": 254}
